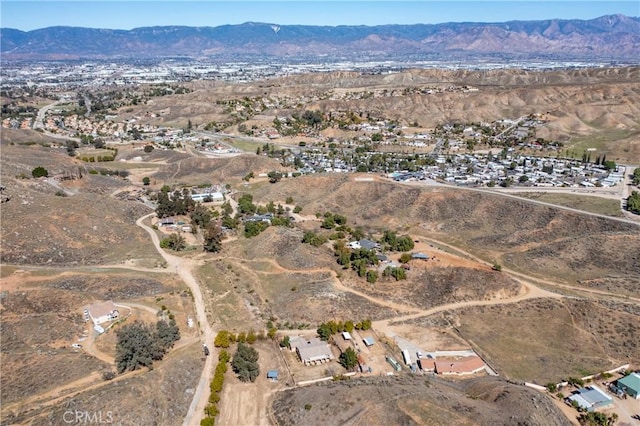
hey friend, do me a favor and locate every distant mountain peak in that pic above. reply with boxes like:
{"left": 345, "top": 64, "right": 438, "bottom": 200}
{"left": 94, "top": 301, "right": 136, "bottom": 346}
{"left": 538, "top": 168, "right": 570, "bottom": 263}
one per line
{"left": 1, "top": 15, "right": 638, "bottom": 61}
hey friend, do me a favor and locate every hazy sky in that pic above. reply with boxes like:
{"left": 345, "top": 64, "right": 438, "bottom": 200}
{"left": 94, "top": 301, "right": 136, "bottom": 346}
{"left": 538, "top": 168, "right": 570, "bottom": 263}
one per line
{"left": 2, "top": 1, "right": 638, "bottom": 31}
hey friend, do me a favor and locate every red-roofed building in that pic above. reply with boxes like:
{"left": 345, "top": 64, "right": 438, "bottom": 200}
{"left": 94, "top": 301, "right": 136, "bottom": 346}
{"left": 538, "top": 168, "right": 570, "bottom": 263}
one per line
{"left": 433, "top": 356, "right": 485, "bottom": 376}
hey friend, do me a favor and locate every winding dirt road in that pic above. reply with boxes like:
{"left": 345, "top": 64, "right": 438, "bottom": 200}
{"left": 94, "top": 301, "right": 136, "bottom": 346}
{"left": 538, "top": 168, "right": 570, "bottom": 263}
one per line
{"left": 135, "top": 213, "right": 216, "bottom": 426}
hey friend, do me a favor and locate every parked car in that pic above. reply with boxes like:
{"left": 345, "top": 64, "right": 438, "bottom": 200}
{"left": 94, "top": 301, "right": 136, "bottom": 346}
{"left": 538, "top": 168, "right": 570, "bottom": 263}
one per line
{"left": 71, "top": 343, "right": 82, "bottom": 349}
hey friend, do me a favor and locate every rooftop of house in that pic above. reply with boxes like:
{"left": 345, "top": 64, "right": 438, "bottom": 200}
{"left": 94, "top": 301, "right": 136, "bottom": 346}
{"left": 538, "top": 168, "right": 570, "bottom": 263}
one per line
{"left": 434, "top": 356, "right": 485, "bottom": 374}
{"left": 293, "top": 337, "right": 333, "bottom": 361}
{"left": 87, "top": 300, "right": 118, "bottom": 319}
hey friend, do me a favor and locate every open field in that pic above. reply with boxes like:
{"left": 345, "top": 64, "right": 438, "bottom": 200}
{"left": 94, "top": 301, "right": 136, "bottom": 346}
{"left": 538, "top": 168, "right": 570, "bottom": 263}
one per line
{"left": 454, "top": 298, "right": 640, "bottom": 384}
{"left": 513, "top": 192, "right": 624, "bottom": 217}
{"left": 4, "top": 343, "right": 204, "bottom": 426}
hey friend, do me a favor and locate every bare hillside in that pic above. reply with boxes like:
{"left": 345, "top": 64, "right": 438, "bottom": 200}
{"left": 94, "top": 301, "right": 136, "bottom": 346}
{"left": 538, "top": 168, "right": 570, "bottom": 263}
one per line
{"left": 272, "top": 375, "right": 571, "bottom": 426}
{"left": 252, "top": 174, "right": 639, "bottom": 290}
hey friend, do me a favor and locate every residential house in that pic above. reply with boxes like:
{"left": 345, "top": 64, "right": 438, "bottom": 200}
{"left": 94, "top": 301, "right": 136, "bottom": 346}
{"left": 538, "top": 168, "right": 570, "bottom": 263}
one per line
{"left": 290, "top": 337, "right": 334, "bottom": 365}
{"left": 433, "top": 356, "right": 485, "bottom": 376}
{"left": 87, "top": 300, "right": 119, "bottom": 326}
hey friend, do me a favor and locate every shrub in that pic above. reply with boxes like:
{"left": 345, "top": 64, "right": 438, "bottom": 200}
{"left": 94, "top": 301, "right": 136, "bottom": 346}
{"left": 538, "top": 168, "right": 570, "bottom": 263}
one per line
{"left": 31, "top": 166, "right": 48, "bottom": 178}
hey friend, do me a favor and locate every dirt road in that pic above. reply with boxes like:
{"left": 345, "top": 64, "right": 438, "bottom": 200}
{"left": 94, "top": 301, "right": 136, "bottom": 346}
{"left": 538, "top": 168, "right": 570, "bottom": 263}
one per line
{"left": 135, "top": 213, "right": 216, "bottom": 426}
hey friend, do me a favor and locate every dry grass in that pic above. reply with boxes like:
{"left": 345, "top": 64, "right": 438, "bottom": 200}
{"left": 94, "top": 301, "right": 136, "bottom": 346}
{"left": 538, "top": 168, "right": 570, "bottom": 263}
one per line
{"left": 272, "top": 375, "right": 571, "bottom": 426}
{"left": 454, "top": 298, "right": 640, "bottom": 384}
{"left": 513, "top": 192, "right": 623, "bottom": 217}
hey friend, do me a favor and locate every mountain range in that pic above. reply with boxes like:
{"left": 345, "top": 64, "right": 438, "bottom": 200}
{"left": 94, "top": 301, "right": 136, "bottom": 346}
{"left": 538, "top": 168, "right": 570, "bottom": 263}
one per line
{"left": 1, "top": 14, "right": 639, "bottom": 61}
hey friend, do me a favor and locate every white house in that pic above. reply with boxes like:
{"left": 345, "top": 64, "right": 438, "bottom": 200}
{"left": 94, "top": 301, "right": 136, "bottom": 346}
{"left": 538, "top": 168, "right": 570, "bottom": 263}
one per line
{"left": 87, "top": 300, "right": 119, "bottom": 326}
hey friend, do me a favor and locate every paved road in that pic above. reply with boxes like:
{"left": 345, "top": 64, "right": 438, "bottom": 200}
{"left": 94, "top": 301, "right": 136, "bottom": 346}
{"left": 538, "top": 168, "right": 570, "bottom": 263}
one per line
{"left": 135, "top": 213, "right": 215, "bottom": 426}
{"left": 33, "top": 99, "right": 63, "bottom": 130}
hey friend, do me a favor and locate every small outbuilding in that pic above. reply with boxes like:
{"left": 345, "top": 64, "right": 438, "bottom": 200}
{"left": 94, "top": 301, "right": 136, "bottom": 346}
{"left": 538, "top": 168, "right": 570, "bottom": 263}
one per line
{"left": 363, "top": 337, "right": 375, "bottom": 347}
{"left": 342, "top": 332, "right": 352, "bottom": 340}
{"left": 411, "top": 253, "right": 429, "bottom": 261}
{"left": 267, "top": 370, "right": 279, "bottom": 381}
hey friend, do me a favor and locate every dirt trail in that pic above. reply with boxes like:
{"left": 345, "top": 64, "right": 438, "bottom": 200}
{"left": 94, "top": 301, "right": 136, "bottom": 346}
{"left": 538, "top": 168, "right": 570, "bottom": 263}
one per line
{"left": 373, "top": 278, "right": 561, "bottom": 331}
{"left": 418, "top": 235, "right": 640, "bottom": 303}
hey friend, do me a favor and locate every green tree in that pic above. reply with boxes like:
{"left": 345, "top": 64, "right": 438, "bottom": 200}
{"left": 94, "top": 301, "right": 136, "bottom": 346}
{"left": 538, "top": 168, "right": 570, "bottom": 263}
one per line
{"left": 232, "top": 343, "right": 260, "bottom": 383}
{"left": 267, "top": 170, "right": 283, "bottom": 183}
{"left": 627, "top": 191, "right": 640, "bottom": 214}
{"left": 237, "top": 194, "right": 256, "bottom": 214}
{"left": 190, "top": 204, "right": 212, "bottom": 228}
{"left": 602, "top": 160, "right": 617, "bottom": 171}
{"left": 114, "top": 320, "right": 180, "bottom": 373}
{"left": 144, "top": 145, "right": 154, "bottom": 153}
{"left": 399, "top": 253, "right": 412, "bottom": 263}
{"left": 366, "top": 270, "right": 378, "bottom": 284}
{"left": 31, "top": 166, "right": 48, "bottom": 178}
{"left": 321, "top": 215, "right": 335, "bottom": 229}
{"left": 293, "top": 205, "right": 302, "bottom": 214}
{"left": 244, "top": 221, "right": 269, "bottom": 238}
{"left": 142, "top": 177, "right": 151, "bottom": 186}
{"left": 214, "top": 330, "right": 232, "bottom": 348}
{"left": 160, "top": 233, "right": 186, "bottom": 251}
{"left": 203, "top": 222, "right": 223, "bottom": 252}
{"left": 317, "top": 323, "right": 332, "bottom": 341}
{"left": 344, "top": 321, "right": 354, "bottom": 333}
{"left": 339, "top": 347, "right": 359, "bottom": 370}
{"left": 384, "top": 266, "right": 406, "bottom": 281}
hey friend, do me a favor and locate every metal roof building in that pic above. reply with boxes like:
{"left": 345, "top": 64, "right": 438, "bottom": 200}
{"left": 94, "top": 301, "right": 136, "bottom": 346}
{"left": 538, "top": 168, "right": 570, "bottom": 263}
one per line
{"left": 616, "top": 373, "right": 640, "bottom": 399}
{"left": 567, "top": 385, "right": 613, "bottom": 412}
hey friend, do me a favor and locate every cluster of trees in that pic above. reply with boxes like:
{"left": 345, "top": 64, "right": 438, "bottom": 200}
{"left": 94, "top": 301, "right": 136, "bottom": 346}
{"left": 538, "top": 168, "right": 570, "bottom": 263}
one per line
{"left": 316, "top": 319, "right": 371, "bottom": 341}
{"left": 89, "top": 168, "right": 129, "bottom": 178}
{"left": 188, "top": 203, "right": 224, "bottom": 253}
{"left": 244, "top": 221, "right": 270, "bottom": 238}
{"left": 633, "top": 168, "right": 640, "bottom": 186}
{"left": 577, "top": 411, "right": 618, "bottom": 426}
{"left": 114, "top": 319, "right": 180, "bottom": 373}
{"left": 302, "top": 230, "right": 328, "bottom": 247}
{"left": 156, "top": 187, "right": 197, "bottom": 218}
{"left": 383, "top": 265, "right": 407, "bottom": 281}
{"left": 320, "top": 211, "right": 347, "bottom": 229}
{"left": 79, "top": 146, "right": 118, "bottom": 162}
{"left": 201, "top": 350, "right": 230, "bottom": 426}
{"left": 380, "top": 230, "right": 414, "bottom": 252}
{"left": 232, "top": 343, "right": 260, "bottom": 383}
{"left": 213, "top": 329, "right": 266, "bottom": 348}
{"left": 236, "top": 194, "right": 293, "bottom": 238}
